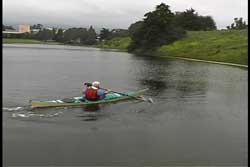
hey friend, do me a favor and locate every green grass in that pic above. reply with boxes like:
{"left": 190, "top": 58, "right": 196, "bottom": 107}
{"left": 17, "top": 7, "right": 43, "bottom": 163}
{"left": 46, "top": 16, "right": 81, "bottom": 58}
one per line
{"left": 3, "top": 38, "right": 44, "bottom": 44}
{"left": 158, "top": 29, "right": 248, "bottom": 65}
{"left": 3, "top": 38, "right": 61, "bottom": 45}
{"left": 96, "top": 37, "right": 131, "bottom": 50}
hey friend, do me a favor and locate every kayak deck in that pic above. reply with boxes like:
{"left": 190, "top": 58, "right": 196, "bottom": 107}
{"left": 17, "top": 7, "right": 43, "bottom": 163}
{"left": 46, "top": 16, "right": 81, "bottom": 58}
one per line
{"left": 30, "top": 88, "right": 148, "bottom": 108}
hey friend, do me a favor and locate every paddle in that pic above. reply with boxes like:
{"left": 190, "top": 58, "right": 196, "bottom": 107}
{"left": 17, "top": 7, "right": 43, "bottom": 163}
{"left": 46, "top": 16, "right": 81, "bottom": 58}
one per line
{"left": 83, "top": 82, "right": 150, "bottom": 102}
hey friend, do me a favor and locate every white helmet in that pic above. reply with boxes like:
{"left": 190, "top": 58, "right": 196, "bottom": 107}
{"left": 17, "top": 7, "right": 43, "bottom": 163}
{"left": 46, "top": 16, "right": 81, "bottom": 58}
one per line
{"left": 92, "top": 81, "right": 100, "bottom": 89}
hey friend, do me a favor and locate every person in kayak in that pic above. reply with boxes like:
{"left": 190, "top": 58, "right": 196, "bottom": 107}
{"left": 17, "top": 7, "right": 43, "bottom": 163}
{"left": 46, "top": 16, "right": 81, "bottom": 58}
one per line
{"left": 83, "top": 81, "right": 110, "bottom": 101}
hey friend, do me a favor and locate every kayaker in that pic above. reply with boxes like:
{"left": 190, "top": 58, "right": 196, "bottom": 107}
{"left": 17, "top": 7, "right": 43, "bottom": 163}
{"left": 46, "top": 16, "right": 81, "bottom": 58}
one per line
{"left": 83, "top": 81, "right": 110, "bottom": 101}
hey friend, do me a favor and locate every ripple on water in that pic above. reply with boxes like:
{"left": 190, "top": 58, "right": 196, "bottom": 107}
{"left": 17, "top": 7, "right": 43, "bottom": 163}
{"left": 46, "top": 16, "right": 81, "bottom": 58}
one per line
{"left": 2, "top": 107, "right": 24, "bottom": 111}
{"left": 2, "top": 106, "right": 64, "bottom": 119}
{"left": 11, "top": 111, "right": 64, "bottom": 118}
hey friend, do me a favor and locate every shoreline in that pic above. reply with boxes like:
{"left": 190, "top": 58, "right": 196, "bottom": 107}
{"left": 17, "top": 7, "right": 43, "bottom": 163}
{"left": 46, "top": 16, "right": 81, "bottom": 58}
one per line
{"left": 3, "top": 40, "right": 247, "bottom": 68}
{"left": 163, "top": 56, "right": 248, "bottom": 68}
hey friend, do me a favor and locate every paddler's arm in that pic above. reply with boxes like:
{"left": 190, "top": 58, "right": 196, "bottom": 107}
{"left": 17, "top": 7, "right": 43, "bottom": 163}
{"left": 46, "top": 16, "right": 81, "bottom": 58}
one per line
{"left": 97, "top": 89, "right": 110, "bottom": 99}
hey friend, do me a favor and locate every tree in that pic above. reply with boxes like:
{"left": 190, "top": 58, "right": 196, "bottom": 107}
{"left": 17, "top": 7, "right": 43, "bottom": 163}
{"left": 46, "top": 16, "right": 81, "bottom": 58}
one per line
{"left": 173, "top": 8, "right": 216, "bottom": 31}
{"left": 227, "top": 17, "right": 248, "bottom": 30}
{"left": 31, "top": 24, "right": 43, "bottom": 30}
{"left": 99, "top": 28, "right": 129, "bottom": 40}
{"left": 52, "top": 28, "right": 57, "bottom": 40}
{"left": 128, "top": 3, "right": 186, "bottom": 52}
{"left": 128, "top": 21, "right": 143, "bottom": 35}
{"left": 59, "top": 27, "right": 97, "bottom": 45}
{"left": 84, "top": 26, "right": 97, "bottom": 45}
{"left": 63, "top": 27, "right": 97, "bottom": 44}
{"left": 109, "top": 29, "right": 129, "bottom": 38}
{"left": 35, "top": 29, "right": 54, "bottom": 41}
{"left": 99, "top": 28, "right": 111, "bottom": 40}
{"left": 197, "top": 16, "right": 217, "bottom": 30}
{"left": 3, "top": 25, "right": 15, "bottom": 30}
{"left": 54, "top": 29, "right": 64, "bottom": 42}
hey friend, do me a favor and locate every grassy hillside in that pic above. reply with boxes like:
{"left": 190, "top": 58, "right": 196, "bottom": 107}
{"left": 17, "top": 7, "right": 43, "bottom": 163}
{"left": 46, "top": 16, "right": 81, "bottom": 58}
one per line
{"left": 96, "top": 37, "right": 131, "bottom": 51}
{"left": 97, "top": 30, "right": 248, "bottom": 65}
{"left": 158, "top": 30, "right": 248, "bottom": 65}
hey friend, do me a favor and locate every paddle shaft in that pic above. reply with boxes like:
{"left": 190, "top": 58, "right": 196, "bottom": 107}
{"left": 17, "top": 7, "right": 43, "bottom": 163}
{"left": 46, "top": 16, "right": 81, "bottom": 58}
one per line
{"left": 97, "top": 86, "right": 145, "bottom": 100}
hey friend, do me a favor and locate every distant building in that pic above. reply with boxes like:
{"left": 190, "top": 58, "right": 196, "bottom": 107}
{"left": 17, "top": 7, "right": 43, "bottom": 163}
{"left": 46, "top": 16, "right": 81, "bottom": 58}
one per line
{"left": 19, "top": 24, "right": 30, "bottom": 33}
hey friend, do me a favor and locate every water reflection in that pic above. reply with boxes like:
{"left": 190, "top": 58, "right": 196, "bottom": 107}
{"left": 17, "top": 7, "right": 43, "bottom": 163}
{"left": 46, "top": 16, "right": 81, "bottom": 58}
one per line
{"left": 78, "top": 104, "right": 102, "bottom": 121}
{"left": 132, "top": 57, "right": 171, "bottom": 96}
{"left": 82, "top": 104, "right": 101, "bottom": 112}
{"left": 133, "top": 56, "right": 208, "bottom": 99}
{"left": 174, "top": 62, "right": 208, "bottom": 98}
{"left": 78, "top": 114, "right": 98, "bottom": 121}
{"left": 140, "top": 79, "right": 168, "bottom": 90}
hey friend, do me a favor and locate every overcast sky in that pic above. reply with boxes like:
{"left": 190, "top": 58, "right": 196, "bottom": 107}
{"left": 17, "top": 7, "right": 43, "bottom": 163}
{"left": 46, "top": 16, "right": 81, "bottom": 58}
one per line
{"left": 3, "top": 0, "right": 248, "bottom": 30}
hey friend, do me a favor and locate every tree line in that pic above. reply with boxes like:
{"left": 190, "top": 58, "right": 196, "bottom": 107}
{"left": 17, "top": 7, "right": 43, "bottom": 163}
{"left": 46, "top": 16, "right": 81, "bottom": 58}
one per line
{"left": 3, "top": 23, "right": 131, "bottom": 45}
{"left": 3, "top": 3, "right": 247, "bottom": 51}
{"left": 2, "top": 24, "right": 15, "bottom": 30}
{"left": 127, "top": 3, "right": 247, "bottom": 53}
{"left": 226, "top": 18, "right": 248, "bottom": 30}
{"left": 3, "top": 25, "right": 99, "bottom": 45}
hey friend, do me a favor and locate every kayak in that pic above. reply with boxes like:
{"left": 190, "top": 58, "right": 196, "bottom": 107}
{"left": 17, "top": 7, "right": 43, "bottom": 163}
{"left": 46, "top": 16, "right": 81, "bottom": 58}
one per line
{"left": 30, "top": 88, "right": 148, "bottom": 108}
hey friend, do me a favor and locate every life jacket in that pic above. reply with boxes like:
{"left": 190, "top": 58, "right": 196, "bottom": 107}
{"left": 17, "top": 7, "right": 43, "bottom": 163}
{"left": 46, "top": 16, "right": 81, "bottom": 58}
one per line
{"left": 85, "top": 87, "right": 99, "bottom": 100}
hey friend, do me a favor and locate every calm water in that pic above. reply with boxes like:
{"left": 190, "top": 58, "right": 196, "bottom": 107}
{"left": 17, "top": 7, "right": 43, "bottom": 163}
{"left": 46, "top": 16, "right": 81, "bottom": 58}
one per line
{"left": 3, "top": 44, "right": 248, "bottom": 166}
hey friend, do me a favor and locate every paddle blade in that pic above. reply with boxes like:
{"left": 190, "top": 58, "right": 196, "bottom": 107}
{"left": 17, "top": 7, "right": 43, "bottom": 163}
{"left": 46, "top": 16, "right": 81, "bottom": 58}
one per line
{"left": 147, "top": 98, "right": 154, "bottom": 104}
{"left": 140, "top": 96, "right": 147, "bottom": 101}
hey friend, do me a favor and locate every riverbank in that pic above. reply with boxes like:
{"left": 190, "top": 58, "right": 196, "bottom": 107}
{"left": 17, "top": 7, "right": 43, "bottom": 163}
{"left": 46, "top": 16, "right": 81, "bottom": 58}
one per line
{"left": 3, "top": 29, "right": 248, "bottom": 66}
{"left": 3, "top": 38, "right": 61, "bottom": 45}
{"left": 97, "top": 29, "right": 248, "bottom": 66}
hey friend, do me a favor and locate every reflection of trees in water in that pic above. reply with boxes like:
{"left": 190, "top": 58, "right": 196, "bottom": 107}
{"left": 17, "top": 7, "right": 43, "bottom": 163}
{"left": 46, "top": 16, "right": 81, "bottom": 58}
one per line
{"left": 135, "top": 57, "right": 174, "bottom": 96}
{"left": 134, "top": 56, "right": 208, "bottom": 97}
{"left": 176, "top": 80, "right": 207, "bottom": 95}
{"left": 139, "top": 79, "right": 168, "bottom": 96}
{"left": 174, "top": 64, "right": 208, "bottom": 98}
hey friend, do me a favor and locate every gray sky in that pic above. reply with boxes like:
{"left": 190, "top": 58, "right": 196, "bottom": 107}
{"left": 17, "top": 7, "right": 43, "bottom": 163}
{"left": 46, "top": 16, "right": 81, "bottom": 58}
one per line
{"left": 3, "top": 0, "right": 248, "bottom": 29}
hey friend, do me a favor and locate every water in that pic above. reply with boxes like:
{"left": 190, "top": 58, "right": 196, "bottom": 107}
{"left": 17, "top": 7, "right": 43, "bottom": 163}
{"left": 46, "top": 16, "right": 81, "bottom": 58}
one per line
{"left": 3, "top": 44, "right": 248, "bottom": 166}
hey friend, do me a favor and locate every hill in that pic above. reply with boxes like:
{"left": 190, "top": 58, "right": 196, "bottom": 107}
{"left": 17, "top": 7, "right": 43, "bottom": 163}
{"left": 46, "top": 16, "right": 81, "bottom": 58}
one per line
{"left": 158, "top": 30, "right": 248, "bottom": 65}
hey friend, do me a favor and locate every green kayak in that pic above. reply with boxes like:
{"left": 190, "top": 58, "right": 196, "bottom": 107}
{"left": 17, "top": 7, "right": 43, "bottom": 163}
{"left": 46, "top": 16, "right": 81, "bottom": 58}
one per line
{"left": 30, "top": 88, "right": 148, "bottom": 108}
